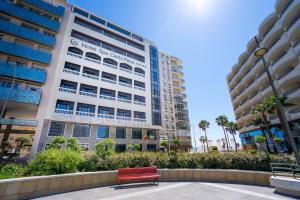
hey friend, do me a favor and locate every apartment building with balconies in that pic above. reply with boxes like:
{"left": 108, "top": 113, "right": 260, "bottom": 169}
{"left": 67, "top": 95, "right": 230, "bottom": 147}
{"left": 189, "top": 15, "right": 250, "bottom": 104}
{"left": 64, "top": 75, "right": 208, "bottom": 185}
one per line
{"left": 30, "top": 3, "right": 163, "bottom": 154}
{"left": 0, "top": 0, "right": 65, "bottom": 156}
{"left": 159, "top": 53, "right": 191, "bottom": 151}
{"left": 226, "top": 0, "right": 300, "bottom": 151}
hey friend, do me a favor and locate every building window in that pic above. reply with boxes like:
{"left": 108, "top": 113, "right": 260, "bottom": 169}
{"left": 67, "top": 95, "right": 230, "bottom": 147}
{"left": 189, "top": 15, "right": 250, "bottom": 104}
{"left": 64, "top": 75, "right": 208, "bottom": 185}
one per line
{"left": 147, "top": 144, "right": 156, "bottom": 151}
{"left": 73, "top": 124, "right": 91, "bottom": 137}
{"left": 132, "top": 128, "right": 142, "bottom": 139}
{"left": 48, "top": 121, "right": 65, "bottom": 136}
{"left": 97, "top": 126, "right": 109, "bottom": 138}
{"left": 68, "top": 47, "right": 83, "bottom": 55}
{"left": 147, "top": 130, "right": 156, "bottom": 140}
{"left": 85, "top": 52, "right": 101, "bottom": 61}
{"left": 73, "top": 7, "right": 89, "bottom": 17}
{"left": 116, "top": 127, "right": 126, "bottom": 139}
{"left": 115, "top": 144, "right": 126, "bottom": 153}
{"left": 90, "top": 15, "right": 106, "bottom": 25}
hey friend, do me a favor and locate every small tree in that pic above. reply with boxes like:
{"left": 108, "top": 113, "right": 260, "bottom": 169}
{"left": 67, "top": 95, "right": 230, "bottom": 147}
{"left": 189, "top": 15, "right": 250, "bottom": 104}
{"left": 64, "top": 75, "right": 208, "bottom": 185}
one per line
{"left": 173, "top": 139, "right": 181, "bottom": 152}
{"left": 95, "top": 138, "right": 115, "bottom": 158}
{"left": 47, "top": 136, "right": 82, "bottom": 152}
{"left": 160, "top": 141, "right": 168, "bottom": 152}
{"left": 15, "top": 137, "right": 31, "bottom": 150}
{"left": 199, "top": 136, "right": 207, "bottom": 152}
{"left": 128, "top": 144, "right": 141, "bottom": 152}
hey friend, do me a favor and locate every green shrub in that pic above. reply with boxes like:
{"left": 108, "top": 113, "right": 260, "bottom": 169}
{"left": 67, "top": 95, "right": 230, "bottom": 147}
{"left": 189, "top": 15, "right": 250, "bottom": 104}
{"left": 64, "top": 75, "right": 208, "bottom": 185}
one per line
{"left": 0, "top": 164, "right": 25, "bottom": 179}
{"left": 26, "top": 149, "right": 83, "bottom": 176}
{"left": 95, "top": 138, "right": 115, "bottom": 159}
{"left": 47, "top": 136, "right": 83, "bottom": 153}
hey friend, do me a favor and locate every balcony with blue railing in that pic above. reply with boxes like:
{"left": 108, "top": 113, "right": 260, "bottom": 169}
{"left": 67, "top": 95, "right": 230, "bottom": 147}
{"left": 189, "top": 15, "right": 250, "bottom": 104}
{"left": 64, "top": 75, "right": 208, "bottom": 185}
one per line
{"left": 0, "top": 85, "right": 41, "bottom": 105}
{"left": 0, "top": 1, "right": 60, "bottom": 32}
{"left": 0, "top": 40, "right": 51, "bottom": 64}
{"left": 0, "top": 19, "right": 56, "bottom": 47}
{"left": 24, "top": 0, "right": 65, "bottom": 17}
{"left": 0, "top": 61, "right": 46, "bottom": 83}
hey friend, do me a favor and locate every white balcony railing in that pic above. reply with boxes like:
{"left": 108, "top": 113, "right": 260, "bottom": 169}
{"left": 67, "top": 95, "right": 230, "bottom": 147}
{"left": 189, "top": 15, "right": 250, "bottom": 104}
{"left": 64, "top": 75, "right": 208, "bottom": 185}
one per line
{"left": 82, "top": 73, "right": 99, "bottom": 80}
{"left": 103, "top": 62, "right": 118, "bottom": 69}
{"left": 100, "top": 95, "right": 116, "bottom": 101}
{"left": 133, "top": 101, "right": 146, "bottom": 106}
{"left": 79, "top": 91, "right": 97, "bottom": 97}
{"left": 98, "top": 114, "right": 114, "bottom": 119}
{"left": 63, "top": 68, "right": 80, "bottom": 75}
{"left": 67, "top": 52, "right": 82, "bottom": 59}
{"left": 119, "top": 67, "right": 132, "bottom": 73}
{"left": 59, "top": 87, "right": 77, "bottom": 94}
{"left": 84, "top": 57, "right": 101, "bottom": 64}
{"left": 134, "top": 72, "right": 145, "bottom": 77}
{"left": 116, "top": 116, "right": 132, "bottom": 121}
{"left": 101, "top": 77, "right": 117, "bottom": 84}
{"left": 55, "top": 108, "right": 73, "bottom": 115}
{"left": 117, "top": 98, "right": 132, "bottom": 104}
{"left": 76, "top": 111, "right": 95, "bottom": 117}
{"left": 118, "top": 82, "right": 132, "bottom": 88}
{"left": 134, "top": 86, "right": 145, "bottom": 91}
{"left": 134, "top": 118, "right": 146, "bottom": 122}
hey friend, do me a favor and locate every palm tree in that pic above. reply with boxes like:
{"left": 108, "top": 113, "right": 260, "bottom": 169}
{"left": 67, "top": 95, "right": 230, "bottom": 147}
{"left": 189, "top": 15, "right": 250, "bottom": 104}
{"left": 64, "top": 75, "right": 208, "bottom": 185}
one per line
{"left": 198, "top": 120, "right": 210, "bottom": 152}
{"left": 253, "top": 101, "right": 278, "bottom": 153}
{"left": 216, "top": 115, "right": 230, "bottom": 151}
{"left": 251, "top": 117, "right": 271, "bottom": 153}
{"left": 225, "top": 122, "right": 239, "bottom": 152}
{"left": 199, "top": 136, "right": 207, "bottom": 152}
{"left": 264, "top": 95, "right": 293, "bottom": 152}
{"left": 173, "top": 138, "right": 181, "bottom": 152}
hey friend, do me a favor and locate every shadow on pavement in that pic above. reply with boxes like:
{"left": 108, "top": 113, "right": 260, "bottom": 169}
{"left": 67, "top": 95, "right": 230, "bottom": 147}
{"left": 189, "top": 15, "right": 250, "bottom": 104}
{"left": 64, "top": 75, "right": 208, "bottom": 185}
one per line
{"left": 113, "top": 183, "right": 159, "bottom": 190}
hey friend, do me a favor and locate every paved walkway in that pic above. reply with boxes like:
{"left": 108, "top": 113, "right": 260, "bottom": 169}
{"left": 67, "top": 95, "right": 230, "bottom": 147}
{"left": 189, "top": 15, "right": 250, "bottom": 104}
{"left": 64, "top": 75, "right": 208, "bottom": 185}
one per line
{"left": 33, "top": 182, "right": 298, "bottom": 200}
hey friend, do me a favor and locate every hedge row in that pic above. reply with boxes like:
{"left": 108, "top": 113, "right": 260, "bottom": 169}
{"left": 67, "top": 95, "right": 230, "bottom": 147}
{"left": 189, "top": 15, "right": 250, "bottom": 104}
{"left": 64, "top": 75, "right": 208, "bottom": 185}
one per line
{"left": 80, "top": 151, "right": 293, "bottom": 172}
{"left": 0, "top": 150, "right": 294, "bottom": 179}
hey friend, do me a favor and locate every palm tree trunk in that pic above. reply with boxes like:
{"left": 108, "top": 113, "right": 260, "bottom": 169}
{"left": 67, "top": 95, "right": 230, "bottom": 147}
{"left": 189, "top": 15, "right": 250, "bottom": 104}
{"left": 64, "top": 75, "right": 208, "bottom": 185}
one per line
{"left": 222, "top": 126, "right": 230, "bottom": 151}
{"left": 232, "top": 133, "right": 238, "bottom": 152}
{"left": 261, "top": 112, "right": 278, "bottom": 153}
{"left": 276, "top": 108, "right": 292, "bottom": 153}
{"left": 259, "top": 125, "right": 270, "bottom": 153}
{"left": 204, "top": 129, "right": 209, "bottom": 152}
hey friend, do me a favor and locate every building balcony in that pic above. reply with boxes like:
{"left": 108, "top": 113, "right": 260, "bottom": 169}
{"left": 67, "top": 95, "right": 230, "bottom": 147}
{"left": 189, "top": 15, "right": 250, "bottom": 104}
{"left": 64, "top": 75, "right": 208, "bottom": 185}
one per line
{"left": 0, "top": 40, "right": 51, "bottom": 64}
{"left": 100, "top": 95, "right": 116, "bottom": 101}
{"left": 0, "top": 19, "right": 56, "bottom": 47}
{"left": 118, "top": 82, "right": 132, "bottom": 88}
{"left": 76, "top": 111, "right": 95, "bottom": 117}
{"left": 54, "top": 108, "right": 73, "bottom": 115}
{"left": 116, "top": 116, "right": 132, "bottom": 121}
{"left": 117, "top": 98, "right": 131, "bottom": 104}
{"left": 79, "top": 91, "right": 97, "bottom": 97}
{"left": 134, "top": 118, "right": 146, "bottom": 122}
{"left": 0, "top": 118, "right": 38, "bottom": 126}
{"left": 278, "top": 63, "right": 300, "bottom": 89}
{"left": 59, "top": 87, "right": 77, "bottom": 94}
{"left": 0, "top": 1, "right": 60, "bottom": 32}
{"left": 63, "top": 68, "right": 80, "bottom": 76}
{"left": 281, "top": 0, "right": 300, "bottom": 29}
{"left": 0, "top": 85, "right": 41, "bottom": 105}
{"left": 97, "top": 114, "right": 114, "bottom": 119}
{"left": 82, "top": 73, "right": 99, "bottom": 80}
{"left": 133, "top": 101, "right": 146, "bottom": 106}
{"left": 287, "top": 18, "right": 300, "bottom": 41}
{"left": 134, "top": 86, "right": 145, "bottom": 91}
{"left": 259, "top": 12, "right": 277, "bottom": 38}
{"left": 24, "top": 0, "right": 65, "bottom": 17}
{"left": 101, "top": 77, "right": 117, "bottom": 84}
{"left": 275, "top": 0, "right": 292, "bottom": 15}
{"left": 0, "top": 61, "right": 46, "bottom": 83}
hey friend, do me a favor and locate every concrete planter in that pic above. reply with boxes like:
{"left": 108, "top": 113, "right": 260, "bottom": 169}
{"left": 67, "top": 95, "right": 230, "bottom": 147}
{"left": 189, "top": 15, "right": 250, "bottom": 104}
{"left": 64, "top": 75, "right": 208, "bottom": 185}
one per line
{"left": 0, "top": 169, "right": 272, "bottom": 200}
{"left": 270, "top": 176, "right": 300, "bottom": 197}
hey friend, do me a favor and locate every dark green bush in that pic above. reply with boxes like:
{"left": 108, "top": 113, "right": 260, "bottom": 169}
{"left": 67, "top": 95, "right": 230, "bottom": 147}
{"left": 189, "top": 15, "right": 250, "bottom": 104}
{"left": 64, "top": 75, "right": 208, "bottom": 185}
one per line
{"left": 0, "top": 164, "right": 25, "bottom": 179}
{"left": 26, "top": 149, "right": 84, "bottom": 176}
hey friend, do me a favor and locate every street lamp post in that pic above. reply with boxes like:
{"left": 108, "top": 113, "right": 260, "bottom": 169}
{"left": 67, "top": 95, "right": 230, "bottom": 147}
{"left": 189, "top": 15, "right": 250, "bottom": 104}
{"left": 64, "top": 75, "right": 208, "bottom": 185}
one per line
{"left": 254, "top": 37, "right": 300, "bottom": 164}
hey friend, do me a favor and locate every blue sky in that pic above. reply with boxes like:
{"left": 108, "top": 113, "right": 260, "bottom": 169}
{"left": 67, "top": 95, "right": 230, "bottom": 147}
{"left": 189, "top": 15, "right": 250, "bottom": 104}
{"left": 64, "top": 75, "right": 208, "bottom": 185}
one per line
{"left": 68, "top": 0, "right": 276, "bottom": 148}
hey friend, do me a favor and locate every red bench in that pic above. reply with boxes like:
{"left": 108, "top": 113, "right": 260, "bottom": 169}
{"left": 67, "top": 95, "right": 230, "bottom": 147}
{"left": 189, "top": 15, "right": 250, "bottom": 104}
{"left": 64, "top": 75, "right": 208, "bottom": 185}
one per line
{"left": 117, "top": 167, "right": 160, "bottom": 185}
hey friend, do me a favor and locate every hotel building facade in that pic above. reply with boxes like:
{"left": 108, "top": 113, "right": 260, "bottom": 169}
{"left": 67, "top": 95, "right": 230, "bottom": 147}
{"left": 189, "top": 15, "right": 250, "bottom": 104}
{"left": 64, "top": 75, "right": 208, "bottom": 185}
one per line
{"left": 0, "top": 0, "right": 191, "bottom": 155}
{"left": 226, "top": 0, "right": 300, "bottom": 151}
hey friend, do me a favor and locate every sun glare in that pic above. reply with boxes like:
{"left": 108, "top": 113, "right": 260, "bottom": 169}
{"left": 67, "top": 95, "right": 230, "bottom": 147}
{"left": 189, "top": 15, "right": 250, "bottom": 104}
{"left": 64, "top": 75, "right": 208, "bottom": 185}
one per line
{"left": 186, "top": 0, "right": 214, "bottom": 17}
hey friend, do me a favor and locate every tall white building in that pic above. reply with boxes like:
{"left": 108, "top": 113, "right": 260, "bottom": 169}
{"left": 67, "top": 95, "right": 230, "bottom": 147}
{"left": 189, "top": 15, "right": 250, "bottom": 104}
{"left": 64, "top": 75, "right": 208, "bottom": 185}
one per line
{"left": 12, "top": 2, "right": 191, "bottom": 155}
{"left": 226, "top": 0, "right": 300, "bottom": 151}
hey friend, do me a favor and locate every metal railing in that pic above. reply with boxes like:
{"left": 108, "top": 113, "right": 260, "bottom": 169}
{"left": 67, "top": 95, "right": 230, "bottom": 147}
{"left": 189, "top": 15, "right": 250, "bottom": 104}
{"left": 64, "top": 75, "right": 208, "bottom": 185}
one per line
{"left": 271, "top": 163, "right": 300, "bottom": 178}
{"left": 82, "top": 72, "right": 99, "bottom": 80}
{"left": 59, "top": 87, "right": 77, "bottom": 94}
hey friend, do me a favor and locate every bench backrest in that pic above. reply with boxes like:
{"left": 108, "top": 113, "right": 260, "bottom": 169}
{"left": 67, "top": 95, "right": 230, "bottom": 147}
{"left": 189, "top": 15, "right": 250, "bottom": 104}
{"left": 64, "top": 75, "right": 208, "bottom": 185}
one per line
{"left": 118, "top": 167, "right": 158, "bottom": 176}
